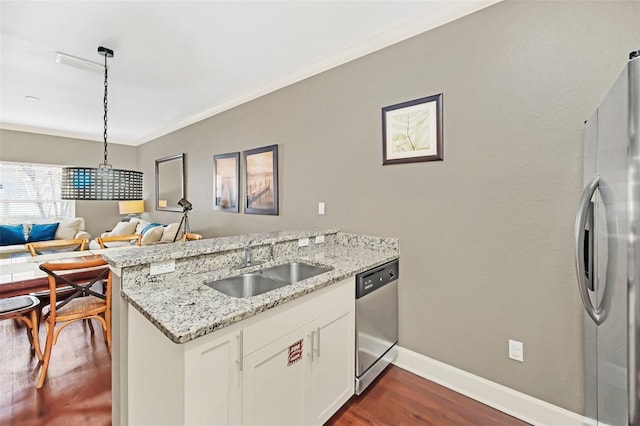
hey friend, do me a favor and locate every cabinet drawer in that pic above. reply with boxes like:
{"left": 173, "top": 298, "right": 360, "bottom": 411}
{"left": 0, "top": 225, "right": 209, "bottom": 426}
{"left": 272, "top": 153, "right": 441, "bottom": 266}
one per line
{"left": 242, "top": 278, "right": 352, "bottom": 356}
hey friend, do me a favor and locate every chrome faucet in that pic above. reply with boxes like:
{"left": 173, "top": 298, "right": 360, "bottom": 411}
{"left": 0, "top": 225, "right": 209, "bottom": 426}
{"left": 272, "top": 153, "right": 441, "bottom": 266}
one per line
{"left": 234, "top": 243, "right": 263, "bottom": 269}
{"left": 244, "top": 246, "right": 253, "bottom": 266}
{"left": 269, "top": 242, "right": 275, "bottom": 261}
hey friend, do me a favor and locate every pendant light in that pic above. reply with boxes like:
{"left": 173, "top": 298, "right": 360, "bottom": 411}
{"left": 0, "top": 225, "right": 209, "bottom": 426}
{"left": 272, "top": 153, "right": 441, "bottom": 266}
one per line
{"left": 61, "top": 46, "right": 143, "bottom": 200}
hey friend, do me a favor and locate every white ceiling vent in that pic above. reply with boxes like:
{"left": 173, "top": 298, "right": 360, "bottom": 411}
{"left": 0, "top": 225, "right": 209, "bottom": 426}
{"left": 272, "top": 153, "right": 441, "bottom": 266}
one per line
{"left": 55, "top": 51, "right": 105, "bottom": 73}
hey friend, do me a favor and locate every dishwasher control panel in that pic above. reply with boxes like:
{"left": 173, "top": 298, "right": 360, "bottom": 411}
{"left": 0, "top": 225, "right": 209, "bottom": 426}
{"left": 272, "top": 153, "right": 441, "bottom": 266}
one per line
{"left": 356, "top": 258, "right": 399, "bottom": 298}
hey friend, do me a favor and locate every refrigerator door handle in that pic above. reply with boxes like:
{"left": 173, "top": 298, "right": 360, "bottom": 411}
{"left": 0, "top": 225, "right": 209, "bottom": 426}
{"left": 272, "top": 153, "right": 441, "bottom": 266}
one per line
{"left": 575, "top": 175, "right": 605, "bottom": 325}
{"left": 627, "top": 54, "right": 639, "bottom": 426}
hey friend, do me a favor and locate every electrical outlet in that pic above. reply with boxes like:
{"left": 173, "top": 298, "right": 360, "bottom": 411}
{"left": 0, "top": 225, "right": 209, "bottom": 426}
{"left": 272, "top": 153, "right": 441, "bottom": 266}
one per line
{"left": 508, "top": 339, "right": 524, "bottom": 362}
{"left": 298, "top": 238, "right": 310, "bottom": 247}
{"left": 150, "top": 260, "right": 175, "bottom": 275}
{"left": 318, "top": 202, "right": 325, "bottom": 215}
{"left": 315, "top": 235, "right": 325, "bottom": 244}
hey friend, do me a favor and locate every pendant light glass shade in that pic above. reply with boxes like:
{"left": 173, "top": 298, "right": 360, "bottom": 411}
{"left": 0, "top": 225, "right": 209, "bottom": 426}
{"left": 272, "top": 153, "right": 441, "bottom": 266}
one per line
{"left": 61, "top": 46, "right": 143, "bottom": 200}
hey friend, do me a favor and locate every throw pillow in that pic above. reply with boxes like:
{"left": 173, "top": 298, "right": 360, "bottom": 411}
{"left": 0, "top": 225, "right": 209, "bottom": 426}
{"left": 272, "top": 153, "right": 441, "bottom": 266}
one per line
{"left": 141, "top": 222, "right": 163, "bottom": 235}
{"left": 134, "top": 219, "right": 150, "bottom": 234}
{"left": 141, "top": 226, "right": 164, "bottom": 245}
{"left": 0, "top": 224, "right": 26, "bottom": 246}
{"left": 161, "top": 223, "right": 183, "bottom": 242}
{"left": 55, "top": 218, "right": 81, "bottom": 240}
{"left": 27, "top": 223, "right": 60, "bottom": 243}
{"left": 109, "top": 221, "right": 138, "bottom": 236}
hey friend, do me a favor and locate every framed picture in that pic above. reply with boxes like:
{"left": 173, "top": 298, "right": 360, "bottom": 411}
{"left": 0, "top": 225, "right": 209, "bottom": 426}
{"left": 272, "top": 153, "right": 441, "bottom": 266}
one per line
{"left": 382, "top": 93, "right": 443, "bottom": 165}
{"left": 243, "top": 144, "right": 278, "bottom": 215}
{"left": 213, "top": 152, "right": 239, "bottom": 212}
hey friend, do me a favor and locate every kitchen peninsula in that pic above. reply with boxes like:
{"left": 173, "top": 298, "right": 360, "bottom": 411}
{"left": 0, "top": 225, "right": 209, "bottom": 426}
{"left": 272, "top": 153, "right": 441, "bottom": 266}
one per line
{"left": 102, "top": 229, "right": 399, "bottom": 425}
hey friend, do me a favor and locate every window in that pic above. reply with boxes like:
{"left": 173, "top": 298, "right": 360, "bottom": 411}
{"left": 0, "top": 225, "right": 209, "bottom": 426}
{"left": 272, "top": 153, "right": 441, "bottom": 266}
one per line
{"left": 0, "top": 162, "right": 75, "bottom": 225}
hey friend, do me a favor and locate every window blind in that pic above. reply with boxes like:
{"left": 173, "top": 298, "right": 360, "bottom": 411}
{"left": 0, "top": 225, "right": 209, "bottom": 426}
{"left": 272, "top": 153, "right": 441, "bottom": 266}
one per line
{"left": 0, "top": 162, "right": 75, "bottom": 225}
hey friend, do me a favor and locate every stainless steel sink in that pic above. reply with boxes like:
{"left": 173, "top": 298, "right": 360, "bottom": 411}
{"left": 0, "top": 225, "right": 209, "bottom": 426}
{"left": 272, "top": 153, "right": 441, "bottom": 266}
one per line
{"left": 206, "top": 262, "right": 333, "bottom": 298}
{"left": 260, "top": 262, "right": 333, "bottom": 284}
{"left": 207, "top": 273, "right": 287, "bottom": 298}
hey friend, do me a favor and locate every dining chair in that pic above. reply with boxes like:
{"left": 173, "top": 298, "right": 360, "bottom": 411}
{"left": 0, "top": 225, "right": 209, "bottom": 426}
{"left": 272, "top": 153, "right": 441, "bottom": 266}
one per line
{"left": 25, "top": 238, "right": 88, "bottom": 256}
{"left": 0, "top": 295, "right": 42, "bottom": 360}
{"left": 26, "top": 238, "right": 88, "bottom": 321}
{"left": 183, "top": 233, "right": 203, "bottom": 241}
{"left": 36, "top": 258, "right": 112, "bottom": 389}
{"left": 95, "top": 234, "right": 142, "bottom": 249}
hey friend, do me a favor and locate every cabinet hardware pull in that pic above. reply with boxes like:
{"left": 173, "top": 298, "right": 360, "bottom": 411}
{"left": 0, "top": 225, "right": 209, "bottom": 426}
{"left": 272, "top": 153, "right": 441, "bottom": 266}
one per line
{"left": 316, "top": 327, "right": 320, "bottom": 358}
{"left": 309, "top": 332, "right": 315, "bottom": 361}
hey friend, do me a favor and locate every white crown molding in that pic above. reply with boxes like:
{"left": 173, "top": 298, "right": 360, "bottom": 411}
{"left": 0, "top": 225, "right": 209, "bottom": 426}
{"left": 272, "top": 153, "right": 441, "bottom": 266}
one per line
{"left": 2, "top": 1, "right": 502, "bottom": 147}
{"left": 393, "top": 346, "right": 590, "bottom": 426}
{"left": 137, "top": 0, "right": 502, "bottom": 146}
{"left": 0, "top": 122, "right": 133, "bottom": 145}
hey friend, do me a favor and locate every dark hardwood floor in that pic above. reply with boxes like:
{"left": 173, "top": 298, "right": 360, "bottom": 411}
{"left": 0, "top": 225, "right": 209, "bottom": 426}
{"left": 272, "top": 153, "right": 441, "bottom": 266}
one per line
{"left": 327, "top": 366, "right": 529, "bottom": 425}
{"left": 0, "top": 318, "right": 111, "bottom": 426}
{"left": 1, "top": 318, "right": 527, "bottom": 426}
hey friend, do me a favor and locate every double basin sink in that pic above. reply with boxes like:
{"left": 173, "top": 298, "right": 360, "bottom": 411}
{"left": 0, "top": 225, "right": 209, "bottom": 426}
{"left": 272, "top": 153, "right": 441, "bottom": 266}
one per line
{"left": 206, "top": 262, "right": 333, "bottom": 298}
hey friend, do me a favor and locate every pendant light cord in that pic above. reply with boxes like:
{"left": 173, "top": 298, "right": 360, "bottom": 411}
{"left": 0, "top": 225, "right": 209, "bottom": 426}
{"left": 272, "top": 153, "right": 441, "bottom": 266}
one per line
{"left": 103, "top": 51, "right": 109, "bottom": 167}
{"left": 60, "top": 46, "right": 143, "bottom": 201}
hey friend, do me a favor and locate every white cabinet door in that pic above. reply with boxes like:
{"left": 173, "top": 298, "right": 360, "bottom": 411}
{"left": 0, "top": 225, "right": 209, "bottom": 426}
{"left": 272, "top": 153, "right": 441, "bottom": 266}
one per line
{"left": 308, "top": 302, "right": 355, "bottom": 425}
{"left": 184, "top": 328, "right": 242, "bottom": 426}
{"left": 242, "top": 327, "right": 310, "bottom": 426}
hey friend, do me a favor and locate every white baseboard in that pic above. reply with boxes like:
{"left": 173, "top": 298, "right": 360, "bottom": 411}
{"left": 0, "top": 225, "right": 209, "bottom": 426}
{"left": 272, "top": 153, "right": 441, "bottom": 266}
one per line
{"left": 392, "top": 346, "right": 589, "bottom": 426}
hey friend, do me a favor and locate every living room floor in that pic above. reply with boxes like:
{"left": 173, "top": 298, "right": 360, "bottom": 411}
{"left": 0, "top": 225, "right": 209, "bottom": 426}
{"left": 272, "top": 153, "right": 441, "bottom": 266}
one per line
{"left": 0, "top": 319, "right": 528, "bottom": 425}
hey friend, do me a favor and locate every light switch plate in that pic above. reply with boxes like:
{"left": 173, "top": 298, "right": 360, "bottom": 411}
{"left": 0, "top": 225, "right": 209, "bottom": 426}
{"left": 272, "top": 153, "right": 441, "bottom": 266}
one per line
{"left": 318, "top": 202, "right": 325, "bottom": 215}
{"left": 150, "top": 260, "right": 175, "bottom": 275}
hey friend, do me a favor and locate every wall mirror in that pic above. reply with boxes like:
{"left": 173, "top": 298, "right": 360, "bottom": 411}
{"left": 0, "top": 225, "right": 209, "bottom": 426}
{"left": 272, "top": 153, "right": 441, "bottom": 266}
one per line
{"left": 155, "top": 153, "right": 185, "bottom": 212}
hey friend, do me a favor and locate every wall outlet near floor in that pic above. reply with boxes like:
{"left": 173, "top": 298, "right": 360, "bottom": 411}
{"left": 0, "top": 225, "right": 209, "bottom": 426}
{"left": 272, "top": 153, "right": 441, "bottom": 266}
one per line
{"left": 315, "top": 234, "right": 325, "bottom": 244}
{"left": 318, "top": 202, "right": 325, "bottom": 215}
{"left": 150, "top": 260, "right": 175, "bottom": 275}
{"left": 298, "top": 238, "right": 310, "bottom": 247}
{"left": 508, "top": 339, "right": 524, "bottom": 362}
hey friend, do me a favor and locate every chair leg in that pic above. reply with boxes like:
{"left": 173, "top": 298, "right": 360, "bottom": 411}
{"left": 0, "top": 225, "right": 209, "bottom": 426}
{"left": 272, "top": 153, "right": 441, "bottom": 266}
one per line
{"left": 86, "top": 318, "right": 95, "bottom": 334}
{"left": 105, "top": 311, "right": 112, "bottom": 355}
{"left": 37, "top": 320, "right": 55, "bottom": 389}
{"left": 29, "top": 309, "right": 42, "bottom": 361}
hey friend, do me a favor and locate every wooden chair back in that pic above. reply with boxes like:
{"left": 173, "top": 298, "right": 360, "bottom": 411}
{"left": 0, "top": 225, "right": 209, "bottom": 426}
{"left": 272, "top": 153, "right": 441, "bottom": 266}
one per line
{"left": 25, "top": 238, "right": 87, "bottom": 256}
{"left": 96, "top": 234, "right": 142, "bottom": 249}
{"left": 0, "top": 295, "right": 42, "bottom": 361}
{"left": 183, "top": 233, "right": 203, "bottom": 241}
{"left": 36, "top": 258, "right": 112, "bottom": 388}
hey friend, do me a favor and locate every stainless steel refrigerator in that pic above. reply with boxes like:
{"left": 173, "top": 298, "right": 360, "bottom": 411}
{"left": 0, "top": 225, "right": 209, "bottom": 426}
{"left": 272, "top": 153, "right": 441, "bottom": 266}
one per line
{"left": 575, "top": 50, "right": 639, "bottom": 426}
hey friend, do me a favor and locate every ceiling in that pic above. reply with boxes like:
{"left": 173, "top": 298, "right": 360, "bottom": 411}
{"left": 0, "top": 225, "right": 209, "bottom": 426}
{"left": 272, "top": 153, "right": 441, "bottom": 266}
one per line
{"left": 0, "top": 1, "right": 499, "bottom": 146}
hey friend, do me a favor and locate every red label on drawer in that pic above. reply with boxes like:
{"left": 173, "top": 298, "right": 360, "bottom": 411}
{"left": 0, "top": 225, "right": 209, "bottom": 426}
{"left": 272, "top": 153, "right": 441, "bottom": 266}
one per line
{"left": 288, "top": 339, "right": 303, "bottom": 366}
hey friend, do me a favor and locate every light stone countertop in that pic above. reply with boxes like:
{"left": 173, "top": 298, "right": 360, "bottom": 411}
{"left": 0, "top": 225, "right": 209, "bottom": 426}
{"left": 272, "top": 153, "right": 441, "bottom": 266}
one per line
{"left": 113, "top": 230, "right": 399, "bottom": 344}
{"left": 102, "top": 229, "right": 340, "bottom": 268}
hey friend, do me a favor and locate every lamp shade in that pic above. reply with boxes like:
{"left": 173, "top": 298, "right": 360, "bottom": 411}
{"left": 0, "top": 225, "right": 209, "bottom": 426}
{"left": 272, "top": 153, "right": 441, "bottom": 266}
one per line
{"left": 119, "top": 200, "right": 145, "bottom": 215}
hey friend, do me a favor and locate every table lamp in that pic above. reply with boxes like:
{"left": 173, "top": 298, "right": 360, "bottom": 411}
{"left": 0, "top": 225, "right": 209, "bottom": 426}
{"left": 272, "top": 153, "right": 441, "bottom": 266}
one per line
{"left": 119, "top": 200, "right": 145, "bottom": 221}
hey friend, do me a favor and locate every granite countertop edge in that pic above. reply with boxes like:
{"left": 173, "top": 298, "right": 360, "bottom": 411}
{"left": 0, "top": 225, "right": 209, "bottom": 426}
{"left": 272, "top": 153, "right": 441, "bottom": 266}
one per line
{"left": 121, "top": 244, "right": 399, "bottom": 344}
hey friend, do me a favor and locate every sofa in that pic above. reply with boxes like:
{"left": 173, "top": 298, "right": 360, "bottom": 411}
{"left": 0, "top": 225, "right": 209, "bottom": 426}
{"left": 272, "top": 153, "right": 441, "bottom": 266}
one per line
{"left": 88, "top": 218, "right": 183, "bottom": 249}
{"left": 0, "top": 217, "right": 91, "bottom": 258}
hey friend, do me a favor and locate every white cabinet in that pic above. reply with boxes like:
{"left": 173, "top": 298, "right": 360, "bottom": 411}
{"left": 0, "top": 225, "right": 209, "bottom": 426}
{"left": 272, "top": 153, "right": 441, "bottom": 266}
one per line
{"left": 184, "top": 328, "right": 242, "bottom": 425}
{"left": 308, "top": 306, "right": 354, "bottom": 424}
{"left": 126, "top": 277, "right": 354, "bottom": 426}
{"left": 242, "top": 327, "right": 310, "bottom": 425}
{"left": 241, "top": 279, "right": 354, "bottom": 426}
{"left": 127, "top": 307, "right": 242, "bottom": 426}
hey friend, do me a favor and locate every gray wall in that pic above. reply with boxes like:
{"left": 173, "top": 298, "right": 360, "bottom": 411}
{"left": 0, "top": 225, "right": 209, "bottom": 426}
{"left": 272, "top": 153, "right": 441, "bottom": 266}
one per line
{"left": 2, "top": 0, "right": 638, "bottom": 414}
{"left": 137, "top": 1, "right": 639, "bottom": 412}
{"left": 0, "top": 130, "right": 138, "bottom": 238}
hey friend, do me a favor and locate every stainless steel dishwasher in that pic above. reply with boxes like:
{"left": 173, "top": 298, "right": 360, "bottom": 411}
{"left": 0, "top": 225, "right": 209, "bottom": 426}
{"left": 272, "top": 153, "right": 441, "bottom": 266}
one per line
{"left": 355, "top": 258, "right": 399, "bottom": 395}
